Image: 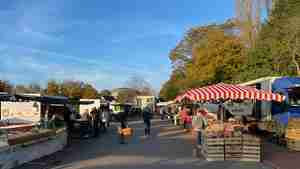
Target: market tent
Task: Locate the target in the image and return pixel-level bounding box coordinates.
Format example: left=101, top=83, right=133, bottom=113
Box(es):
left=177, top=83, right=285, bottom=102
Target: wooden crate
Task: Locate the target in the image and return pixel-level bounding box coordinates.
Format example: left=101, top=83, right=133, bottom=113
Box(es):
left=225, top=145, right=242, bottom=153
left=225, top=137, right=242, bottom=145
left=202, top=152, right=225, bottom=161
left=242, top=134, right=261, bottom=162
left=287, top=118, right=300, bottom=129
left=225, top=153, right=242, bottom=161
left=203, top=137, right=224, bottom=146
left=287, top=138, right=300, bottom=151
left=286, top=129, right=300, bottom=139
left=202, top=136, right=224, bottom=161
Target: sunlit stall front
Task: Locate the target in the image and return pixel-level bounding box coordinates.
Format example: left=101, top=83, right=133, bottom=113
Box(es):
left=176, top=83, right=285, bottom=162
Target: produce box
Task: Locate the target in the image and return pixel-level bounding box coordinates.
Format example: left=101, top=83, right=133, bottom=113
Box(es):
left=225, top=137, right=242, bottom=145
left=286, top=118, right=300, bottom=151
left=287, top=138, right=300, bottom=151
left=242, top=134, right=261, bottom=162
left=224, top=137, right=242, bottom=161
left=118, top=128, right=133, bottom=137
left=287, top=118, right=300, bottom=129
left=201, top=134, right=224, bottom=161
left=286, top=129, right=300, bottom=139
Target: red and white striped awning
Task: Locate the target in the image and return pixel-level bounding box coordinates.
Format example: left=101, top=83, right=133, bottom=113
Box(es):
left=176, top=83, right=285, bottom=102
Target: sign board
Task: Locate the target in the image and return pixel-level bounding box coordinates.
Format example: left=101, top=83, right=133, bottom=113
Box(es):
left=1, top=101, right=41, bottom=123
left=224, top=100, right=254, bottom=116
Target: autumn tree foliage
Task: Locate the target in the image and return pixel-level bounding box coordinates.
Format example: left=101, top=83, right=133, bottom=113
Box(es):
left=160, top=0, right=300, bottom=101
left=0, top=80, right=13, bottom=94
left=45, top=80, right=98, bottom=99
left=160, top=25, right=245, bottom=100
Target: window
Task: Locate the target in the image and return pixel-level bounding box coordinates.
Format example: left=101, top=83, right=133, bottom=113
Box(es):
left=288, top=87, right=300, bottom=107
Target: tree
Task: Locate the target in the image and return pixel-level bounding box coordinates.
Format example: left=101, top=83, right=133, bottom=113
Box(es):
left=61, top=80, right=83, bottom=98
left=46, top=80, right=61, bottom=96
left=0, top=80, right=13, bottom=94
left=117, top=89, right=140, bottom=104
left=160, top=27, right=245, bottom=100
left=98, top=89, right=111, bottom=96
left=125, top=75, right=155, bottom=95
left=239, top=0, right=300, bottom=79
left=187, top=29, right=245, bottom=84
left=81, top=83, right=98, bottom=99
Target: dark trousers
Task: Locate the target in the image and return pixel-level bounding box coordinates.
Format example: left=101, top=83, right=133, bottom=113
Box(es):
left=93, top=120, right=99, bottom=137
left=100, top=121, right=107, bottom=132
left=197, top=130, right=202, bottom=145
left=144, top=120, right=151, bottom=135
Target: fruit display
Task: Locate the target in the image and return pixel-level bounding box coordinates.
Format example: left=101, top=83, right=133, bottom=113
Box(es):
left=286, top=118, right=300, bottom=151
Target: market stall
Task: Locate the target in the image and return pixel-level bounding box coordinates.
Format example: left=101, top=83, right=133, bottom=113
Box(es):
left=0, top=94, right=69, bottom=169
left=176, top=83, right=285, bottom=162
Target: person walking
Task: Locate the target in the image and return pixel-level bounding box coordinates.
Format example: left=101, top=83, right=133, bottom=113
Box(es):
left=180, top=107, right=188, bottom=129
left=142, top=106, right=153, bottom=136
left=101, top=106, right=110, bottom=132
left=90, top=107, right=100, bottom=138
left=117, top=110, right=128, bottom=144
left=192, top=108, right=207, bottom=146
left=63, top=106, right=74, bottom=147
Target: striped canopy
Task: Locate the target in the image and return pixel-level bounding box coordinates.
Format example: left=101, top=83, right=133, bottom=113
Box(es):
left=175, top=83, right=285, bottom=102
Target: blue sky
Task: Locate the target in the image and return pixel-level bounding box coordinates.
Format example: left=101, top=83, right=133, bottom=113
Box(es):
left=0, top=0, right=235, bottom=91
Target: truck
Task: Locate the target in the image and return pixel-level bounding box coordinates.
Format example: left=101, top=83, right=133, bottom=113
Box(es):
left=239, top=76, right=300, bottom=127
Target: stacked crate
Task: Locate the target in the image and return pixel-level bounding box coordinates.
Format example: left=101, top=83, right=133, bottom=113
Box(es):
left=224, top=136, right=242, bottom=161
left=202, top=135, right=224, bottom=161
left=242, top=134, right=261, bottom=162
left=286, top=118, right=300, bottom=151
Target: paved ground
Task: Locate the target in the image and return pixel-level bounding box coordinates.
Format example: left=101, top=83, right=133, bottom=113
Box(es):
left=16, top=120, right=272, bottom=169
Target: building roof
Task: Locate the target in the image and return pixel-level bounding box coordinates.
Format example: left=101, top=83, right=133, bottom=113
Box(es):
left=0, top=94, right=69, bottom=104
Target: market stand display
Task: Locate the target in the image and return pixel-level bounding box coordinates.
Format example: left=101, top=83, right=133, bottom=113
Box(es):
left=286, top=118, right=300, bottom=151
left=202, top=121, right=261, bottom=162
left=175, top=83, right=285, bottom=162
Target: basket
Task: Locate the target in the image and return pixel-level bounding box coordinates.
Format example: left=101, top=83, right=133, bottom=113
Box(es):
left=118, top=128, right=133, bottom=137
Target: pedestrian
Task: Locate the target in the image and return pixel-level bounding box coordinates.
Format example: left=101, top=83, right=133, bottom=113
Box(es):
left=63, top=106, right=73, bottom=147
left=160, top=107, right=165, bottom=120
left=117, top=110, right=128, bottom=144
left=179, top=107, right=188, bottom=129
left=142, top=106, right=153, bottom=136
left=90, top=107, right=100, bottom=138
left=101, top=106, right=110, bottom=132
left=192, top=108, right=207, bottom=146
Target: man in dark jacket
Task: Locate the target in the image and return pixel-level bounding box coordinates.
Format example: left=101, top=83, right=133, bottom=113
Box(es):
left=142, top=106, right=153, bottom=136
left=90, top=107, right=100, bottom=138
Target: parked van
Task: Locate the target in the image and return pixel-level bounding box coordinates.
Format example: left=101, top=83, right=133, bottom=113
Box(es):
left=240, top=76, right=300, bottom=126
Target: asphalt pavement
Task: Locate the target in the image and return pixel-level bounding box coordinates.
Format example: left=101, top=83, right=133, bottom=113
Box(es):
left=16, top=119, right=273, bottom=169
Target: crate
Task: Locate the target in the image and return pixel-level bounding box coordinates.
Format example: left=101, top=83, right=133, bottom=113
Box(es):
left=203, top=137, right=224, bottom=146
left=287, top=138, right=300, bottom=151
left=202, top=136, right=224, bottom=161
left=225, top=137, right=242, bottom=145
left=225, top=145, right=242, bottom=153
left=225, top=153, right=242, bottom=161
left=202, top=152, right=225, bottom=161
left=287, top=118, right=300, bottom=129
left=242, top=134, right=261, bottom=162
left=286, top=129, right=300, bottom=139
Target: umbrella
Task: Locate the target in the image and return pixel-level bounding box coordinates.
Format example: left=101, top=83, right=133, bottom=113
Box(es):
left=177, top=83, right=285, bottom=102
